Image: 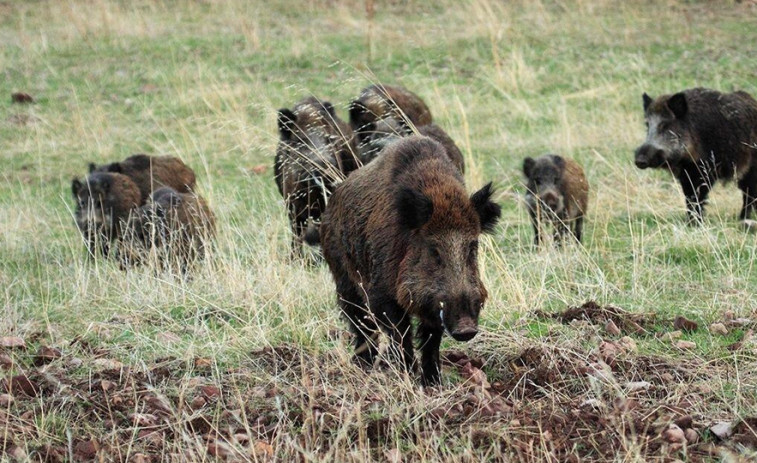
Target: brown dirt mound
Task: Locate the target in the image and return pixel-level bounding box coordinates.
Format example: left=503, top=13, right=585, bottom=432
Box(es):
left=539, top=300, right=657, bottom=334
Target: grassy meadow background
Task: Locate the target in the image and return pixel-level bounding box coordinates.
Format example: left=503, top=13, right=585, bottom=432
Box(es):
left=2, top=0, right=757, bottom=461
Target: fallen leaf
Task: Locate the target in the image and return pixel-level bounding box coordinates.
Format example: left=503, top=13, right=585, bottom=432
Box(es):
left=673, top=316, right=698, bottom=332
left=2, top=374, right=39, bottom=397
left=34, top=346, right=62, bottom=366
left=0, top=336, right=25, bottom=348
left=200, top=385, right=221, bottom=399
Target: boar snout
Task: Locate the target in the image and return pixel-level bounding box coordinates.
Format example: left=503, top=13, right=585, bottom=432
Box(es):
left=450, top=317, right=478, bottom=342
left=635, top=145, right=664, bottom=169
left=540, top=190, right=560, bottom=210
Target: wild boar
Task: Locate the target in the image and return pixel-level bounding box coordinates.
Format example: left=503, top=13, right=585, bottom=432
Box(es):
left=274, top=96, right=359, bottom=258
left=634, top=88, right=757, bottom=223
left=349, top=84, right=433, bottom=144
left=357, top=116, right=465, bottom=173
left=71, top=172, right=141, bottom=258
left=130, top=187, right=216, bottom=274
left=320, top=136, right=501, bottom=385
left=523, top=154, right=589, bottom=246
left=89, top=154, right=196, bottom=204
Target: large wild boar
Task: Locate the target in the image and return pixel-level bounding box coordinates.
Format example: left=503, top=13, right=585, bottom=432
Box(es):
left=349, top=84, right=433, bottom=144
left=523, top=154, right=589, bottom=246
left=71, top=171, right=142, bottom=258
left=90, top=154, right=196, bottom=204
left=320, top=136, right=501, bottom=385
left=358, top=116, right=465, bottom=173
left=129, top=187, right=216, bottom=274
left=634, top=88, right=757, bottom=223
left=274, top=96, right=359, bottom=258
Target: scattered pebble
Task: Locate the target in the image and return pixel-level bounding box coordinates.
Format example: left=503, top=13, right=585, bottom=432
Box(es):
left=684, top=428, right=699, bottom=443
left=709, top=323, right=728, bottom=335
left=661, top=330, right=683, bottom=342
left=673, top=316, right=698, bottom=332
left=662, top=423, right=686, bottom=444
left=618, top=336, right=638, bottom=353
left=604, top=320, right=621, bottom=336
left=625, top=381, right=651, bottom=392
left=710, top=421, right=733, bottom=440
left=0, top=336, right=26, bottom=349
left=675, top=340, right=696, bottom=350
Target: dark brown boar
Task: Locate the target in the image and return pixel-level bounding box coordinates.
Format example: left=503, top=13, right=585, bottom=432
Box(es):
left=523, top=154, right=589, bottom=246
left=357, top=116, right=465, bottom=173
left=320, top=136, right=501, bottom=386
left=274, top=96, right=359, bottom=258
left=71, top=172, right=141, bottom=258
left=90, top=154, right=196, bottom=204
left=349, top=84, right=433, bottom=145
left=129, top=187, right=216, bottom=274
left=634, top=88, right=757, bottom=223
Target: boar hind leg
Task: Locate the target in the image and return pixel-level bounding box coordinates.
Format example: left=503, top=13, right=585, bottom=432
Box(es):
left=371, top=293, right=415, bottom=374
left=417, top=322, right=443, bottom=386
left=678, top=165, right=711, bottom=225
left=573, top=216, right=584, bottom=244
left=737, top=165, right=757, bottom=220
left=338, top=280, right=378, bottom=367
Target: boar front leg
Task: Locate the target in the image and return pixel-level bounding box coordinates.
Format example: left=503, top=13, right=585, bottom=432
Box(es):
left=527, top=205, right=542, bottom=246
left=370, top=292, right=415, bottom=375
left=338, top=278, right=379, bottom=368
left=417, top=320, right=443, bottom=386
left=678, top=164, right=711, bottom=225
left=737, top=164, right=757, bottom=220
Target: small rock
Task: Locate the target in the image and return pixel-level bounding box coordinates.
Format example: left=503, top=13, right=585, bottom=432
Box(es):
left=599, top=341, right=619, bottom=363
left=723, top=310, right=736, bottom=321
left=604, top=320, right=621, bottom=336
left=685, top=428, right=699, bottom=443
left=0, top=336, right=26, bottom=349
left=190, top=396, right=206, bottom=410
left=709, top=323, right=728, bottom=336
left=93, top=358, right=124, bottom=370
left=200, top=385, right=221, bottom=399
left=661, top=330, right=683, bottom=342
left=673, top=316, right=699, bottom=332
left=660, top=372, right=675, bottom=382
left=662, top=423, right=686, bottom=444
left=0, top=393, right=13, bottom=406
left=710, top=421, right=733, bottom=440
left=618, top=336, right=638, bottom=353
left=675, top=340, right=696, bottom=350
left=625, top=381, right=652, bottom=392
left=0, top=353, right=13, bottom=369
left=74, top=440, right=98, bottom=460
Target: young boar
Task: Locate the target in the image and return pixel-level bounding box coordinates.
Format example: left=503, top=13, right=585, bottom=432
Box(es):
left=358, top=116, right=465, bottom=173
left=71, top=172, right=142, bottom=258
left=523, top=154, right=589, bottom=246
left=320, top=136, right=501, bottom=386
left=130, top=187, right=216, bottom=273
left=349, top=84, right=433, bottom=144
left=634, top=88, right=757, bottom=223
left=274, top=96, right=359, bottom=257
left=90, top=154, right=196, bottom=204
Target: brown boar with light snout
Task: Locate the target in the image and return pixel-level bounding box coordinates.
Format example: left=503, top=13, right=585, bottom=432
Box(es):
left=634, top=88, right=757, bottom=223
left=523, top=154, right=588, bottom=246
left=320, top=136, right=501, bottom=386
left=274, top=96, right=359, bottom=258
left=71, top=171, right=142, bottom=258
left=130, top=187, right=216, bottom=274
left=358, top=116, right=465, bottom=173
left=89, top=154, right=196, bottom=204
left=349, top=84, right=433, bottom=145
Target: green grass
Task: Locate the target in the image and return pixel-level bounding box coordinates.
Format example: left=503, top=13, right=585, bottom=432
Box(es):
left=2, top=0, right=757, bottom=461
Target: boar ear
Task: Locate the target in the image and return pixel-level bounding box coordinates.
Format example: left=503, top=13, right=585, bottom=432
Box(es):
left=88, top=163, right=97, bottom=173
left=321, top=101, right=336, bottom=117
left=471, top=182, right=502, bottom=234
left=277, top=109, right=296, bottom=140
left=667, top=92, right=688, bottom=119
left=106, top=162, right=123, bottom=174
left=396, top=187, right=433, bottom=230
left=549, top=154, right=565, bottom=171
left=71, top=178, right=82, bottom=198
left=642, top=93, right=653, bottom=111
left=522, top=157, right=535, bottom=177
left=349, top=100, right=368, bottom=126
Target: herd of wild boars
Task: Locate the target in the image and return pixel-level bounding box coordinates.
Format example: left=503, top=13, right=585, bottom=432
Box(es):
left=69, top=82, right=757, bottom=385
left=71, top=154, right=215, bottom=273
left=270, top=83, right=757, bottom=384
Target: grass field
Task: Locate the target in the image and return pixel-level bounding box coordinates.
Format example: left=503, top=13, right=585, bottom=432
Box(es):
left=2, top=0, right=757, bottom=461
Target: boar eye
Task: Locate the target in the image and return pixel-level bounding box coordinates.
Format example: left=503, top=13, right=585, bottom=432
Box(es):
left=429, top=246, right=443, bottom=265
